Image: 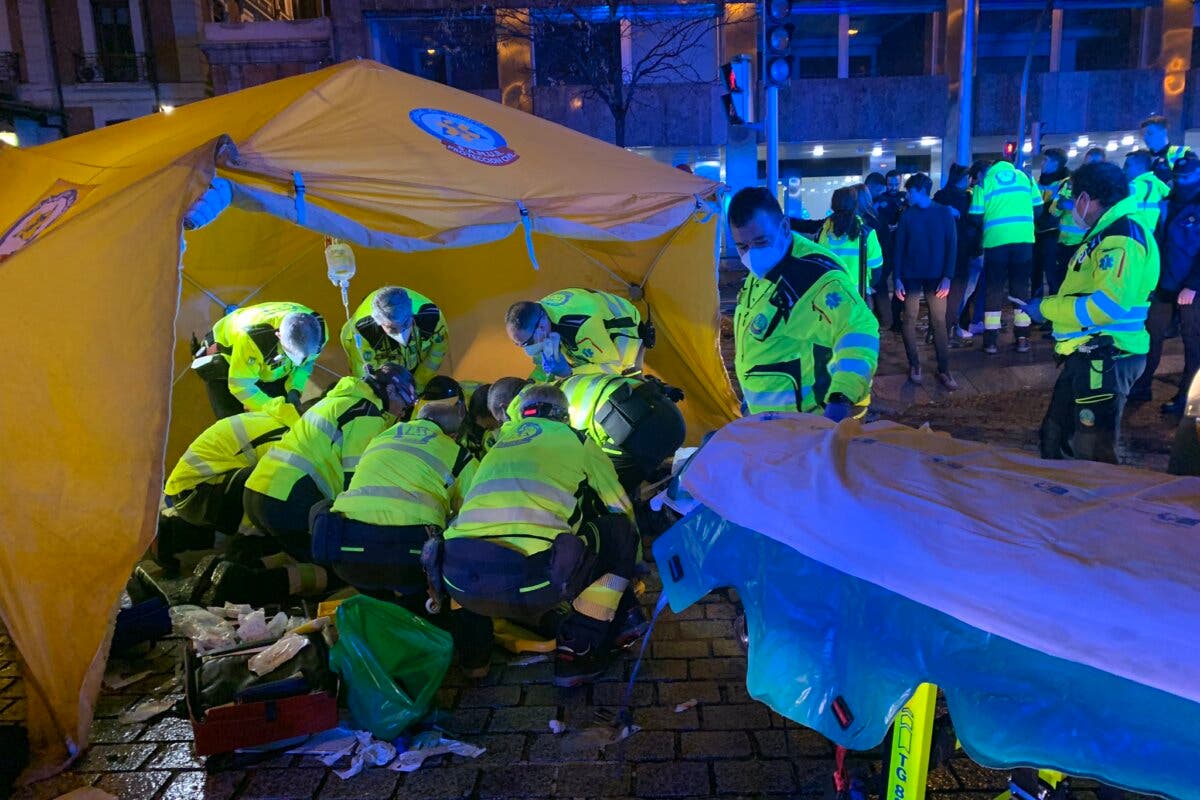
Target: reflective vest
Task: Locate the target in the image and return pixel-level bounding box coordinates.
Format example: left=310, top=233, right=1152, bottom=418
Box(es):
left=209, top=301, right=327, bottom=413
left=535, top=288, right=642, bottom=377
left=1051, top=180, right=1087, bottom=246
left=245, top=376, right=392, bottom=501
left=339, top=288, right=447, bottom=390
left=1151, top=144, right=1193, bottom=184
left=457, top=381, right=497, bottom=460
left=445, top=417, right=632, bottom=556
left=734, top=233, right=880, bottom=414
left=165, top=397, right=298, bottom=496
left=1042, top=196, right=1160, bottom=356
left=559, top=369, right=640, bottom=449
left=332, top=419, right=476, bottom=528
left=817, top=217, right=882, bottom=292
left=969, top=161, right=1043, bottom=249
left=1128, top=172, right=1171, bottom=235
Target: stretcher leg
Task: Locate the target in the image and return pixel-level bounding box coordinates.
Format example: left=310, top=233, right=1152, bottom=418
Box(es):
left=885, top=682, right=939, bottom=800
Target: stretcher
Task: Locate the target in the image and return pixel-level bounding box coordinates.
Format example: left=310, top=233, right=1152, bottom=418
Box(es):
left=652, top=414, right=1200, bottom=799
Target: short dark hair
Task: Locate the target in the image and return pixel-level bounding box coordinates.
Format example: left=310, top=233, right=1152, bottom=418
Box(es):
left=1085, top=147, right=1107, bottom=161
left=969, top=160, right=993, bottom=181
left=1141, top=114, right=1169, bottom=131
left=727, top=186, right=783, bottom=229
left=468, top=382, right=492, bottom=422
left=1070, top=162, right=1130, bottom=208
left=1124, top=149, right=1154, bottom=174
left=945, top=163, right=969, bottom=187
left=1042, top=147, right=1067, bottom=166
left=864, top=172, right=886, bottom=188
left=885, top=169, right=901, bottom=181
left=904, top=173, right=933, bottom=194
left=505, top=301, right=542, bottom=335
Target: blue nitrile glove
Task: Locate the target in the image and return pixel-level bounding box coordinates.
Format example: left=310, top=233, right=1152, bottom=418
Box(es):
left=1023, top=298, right=1046, bottom=324
left=823, top=399, right=852, bottom=422
left=542, top=348, right=572, bottom=378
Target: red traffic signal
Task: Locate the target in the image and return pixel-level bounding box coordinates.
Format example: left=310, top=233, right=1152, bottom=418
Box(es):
left=1003, top=140, right=1018, bottom=160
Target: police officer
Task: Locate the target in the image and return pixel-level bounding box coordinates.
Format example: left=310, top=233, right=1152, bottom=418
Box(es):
left=313, top=377, right=476, bottom=601
left=340, top=286, right=448, bottom=391
left=1141, top=114, right=1194, bottom=185
left=207, top=364, right=416, bottom=604
left=505, top=289, right=648, bottom=379
left=560, top=367, right=686, bottom=496
left=1124, top=150, right=1171, bottom=236
left=1024, top=163, right=1159, bottom=463
left=969, top=158, right=1044, bottom=354
left=156, top=396, right=298, bottom=573
left=443, top=384, right=645, bottom=687
left=1129, top=157, right=1200, bottom=415
left=727, top=187, right=880, bottom=420
left=192, top=301, right=326, bottom=419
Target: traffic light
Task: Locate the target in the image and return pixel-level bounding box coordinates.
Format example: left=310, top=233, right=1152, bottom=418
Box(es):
left=1003, top=140, right=1018, bottom=161
left=720, top=56, right=754, bottom=125
left=762, top=0, right=794, bottom=88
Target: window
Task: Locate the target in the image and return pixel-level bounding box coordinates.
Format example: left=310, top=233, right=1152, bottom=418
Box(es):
left=532, top=13, right=621, bottom=86
left=977, top=8, right=1050, bottom=75
left=849, top=13, right=931, bottom=77
left=367, top=13, right=498, bottom=92
left=790, top=14, right=839, bottom=79
left=1063, top=8, right=1136, bottom=71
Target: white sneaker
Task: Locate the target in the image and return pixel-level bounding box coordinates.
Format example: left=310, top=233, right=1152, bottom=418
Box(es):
left=968, top=323, right=984, bottom=336
left=956, top=326, right=975, bottom=340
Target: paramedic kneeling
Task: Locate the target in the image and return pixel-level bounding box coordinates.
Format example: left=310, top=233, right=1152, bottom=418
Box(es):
left=1025, top=162, right=1160, bottom=464
left=442, top=384, right=646, bottom=688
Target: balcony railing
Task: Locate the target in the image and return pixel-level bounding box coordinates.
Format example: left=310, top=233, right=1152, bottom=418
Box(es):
left=0, top=52, right=19, bottom=85
left=74, top=52, right=154, bottom=84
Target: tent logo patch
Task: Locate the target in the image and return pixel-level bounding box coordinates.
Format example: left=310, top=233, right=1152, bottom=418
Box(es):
left=409, top=108, right=519, bottom=167
left=0, top=180, right=91, bottom=264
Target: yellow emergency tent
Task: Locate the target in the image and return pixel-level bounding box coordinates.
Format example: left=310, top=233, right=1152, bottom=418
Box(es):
left=0, top=60, right=737, bottom=778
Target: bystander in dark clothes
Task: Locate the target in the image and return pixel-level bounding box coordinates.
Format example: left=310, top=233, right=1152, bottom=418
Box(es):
left=875, top=171, right=907, bottom=331
left=1130, top=155, right=1200, bottom=414
left=934, top=164, right=977, bottom=345
left=894, top=173, right=960, bottom=390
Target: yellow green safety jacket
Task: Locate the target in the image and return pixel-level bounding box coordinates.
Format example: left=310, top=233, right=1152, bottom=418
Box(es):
left=245, top=376, right=393, bottom=501
left=165, top=397, right=298, bottom=496
left=1128, top=171, right=1171, bottom=235
left=332, top=419, right=477, bottom=528
left=734, top=233, right=880, bottom=414
left=559, top=368, right=640, bottom=450
left=457, top=381, right=497, bottom=460
left=210, top=301, right=327, bottom=413
left=533, top=288, right=643, bottom=377
left=1050, top=180, right=1087, bottom=247
left=817, top=217, right=882, bottom=293
left=445, top=416, right=633, bottom=557
left=339, top=288, right=447, bottom=390
left=1042, top=196, right=1160, bottom=356
left=969, top=161, right=1043, bottom=249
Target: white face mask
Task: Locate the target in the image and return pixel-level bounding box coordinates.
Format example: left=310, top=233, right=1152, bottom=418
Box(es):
left=1071, top=196, right=1091, bottom=232
left=522, top=342, right=543, bottom=358
left=386, top=325, right=412, bottom=346
left=740, top=228, right=790, bottom=278
left=282, top=345, right=307, bottom=367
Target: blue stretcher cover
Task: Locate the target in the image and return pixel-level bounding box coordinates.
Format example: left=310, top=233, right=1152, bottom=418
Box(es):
left=652, top=414, right=1200, bottom=799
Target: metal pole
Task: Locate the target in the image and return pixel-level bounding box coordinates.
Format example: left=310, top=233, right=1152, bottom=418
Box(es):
left=957, top=0, right=976, bottom=166
left=1015, top=1, right=1052, bottom=171
left=766, top=85, right=779, bottom=195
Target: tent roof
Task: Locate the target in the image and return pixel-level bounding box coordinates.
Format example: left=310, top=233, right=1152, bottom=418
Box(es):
left=27, top=60, right=720, bottom=242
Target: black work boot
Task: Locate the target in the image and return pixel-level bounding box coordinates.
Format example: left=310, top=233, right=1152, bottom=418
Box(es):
left=982, top=330, right=1000, bottom=355
left=555, top=614, right=612, bottom=688
left=611, top=591, right=651, bottom=650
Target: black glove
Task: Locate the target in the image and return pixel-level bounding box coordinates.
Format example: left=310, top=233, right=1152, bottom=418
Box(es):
left=644, top=375, right=684, bottom=403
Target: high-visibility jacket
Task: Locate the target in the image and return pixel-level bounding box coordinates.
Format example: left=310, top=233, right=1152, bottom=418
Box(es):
left=332, top=419, right=477, bottom=528
left=559, top=368, right=640, bottom=449
left=1042, top=196, right=1160, bottom=356
left=1050, top=180, right=1087, bottom=247
left=734, top=233, right=880, bottom=414
left=339, top=288, right=447, bottom=390
left=533, top=288, right=642, bottom=377
left=209, top=302, right=327, bottom=413
left=245, top=376, right=393, bottom=501
left=445, top=416, right=633, bottom=557
left=817, top=217, right=882, bottom=293
left=457, top=381, right=497, bottom=460
left=1128, top=171, right=1171, bottom=235
left=1150, top=144, right=1193, bottom=184
left=165, top=397, right=298, bottom=496
left=969, top=161, right=1043, bottom=249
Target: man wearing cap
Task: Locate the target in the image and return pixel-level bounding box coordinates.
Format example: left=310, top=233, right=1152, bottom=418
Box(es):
left=443, top=384, right=646, bottom=687
left=341, top=286, right=448, bottom=391
left=312, top=377, right=477, bottom=605
left=1130, top=155, right=1200, bottom=415
left=192, top=301, right=327, bottom=419
left=1023, top=163, right=1159, bottom=463
left=505, top=289, right=648, bottom=379
left=206, top=364, right=417, bottom=604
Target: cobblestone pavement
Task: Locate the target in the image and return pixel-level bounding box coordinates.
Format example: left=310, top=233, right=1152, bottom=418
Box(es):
left=0, top=268, right=1180, bottom=800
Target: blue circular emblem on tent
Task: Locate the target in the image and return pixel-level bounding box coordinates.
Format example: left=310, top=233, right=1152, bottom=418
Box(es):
left=409, top=108, right=519, bottom=167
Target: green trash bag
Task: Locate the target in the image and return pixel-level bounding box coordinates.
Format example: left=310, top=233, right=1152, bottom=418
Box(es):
left=329, top=595, right=454, bottom=740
